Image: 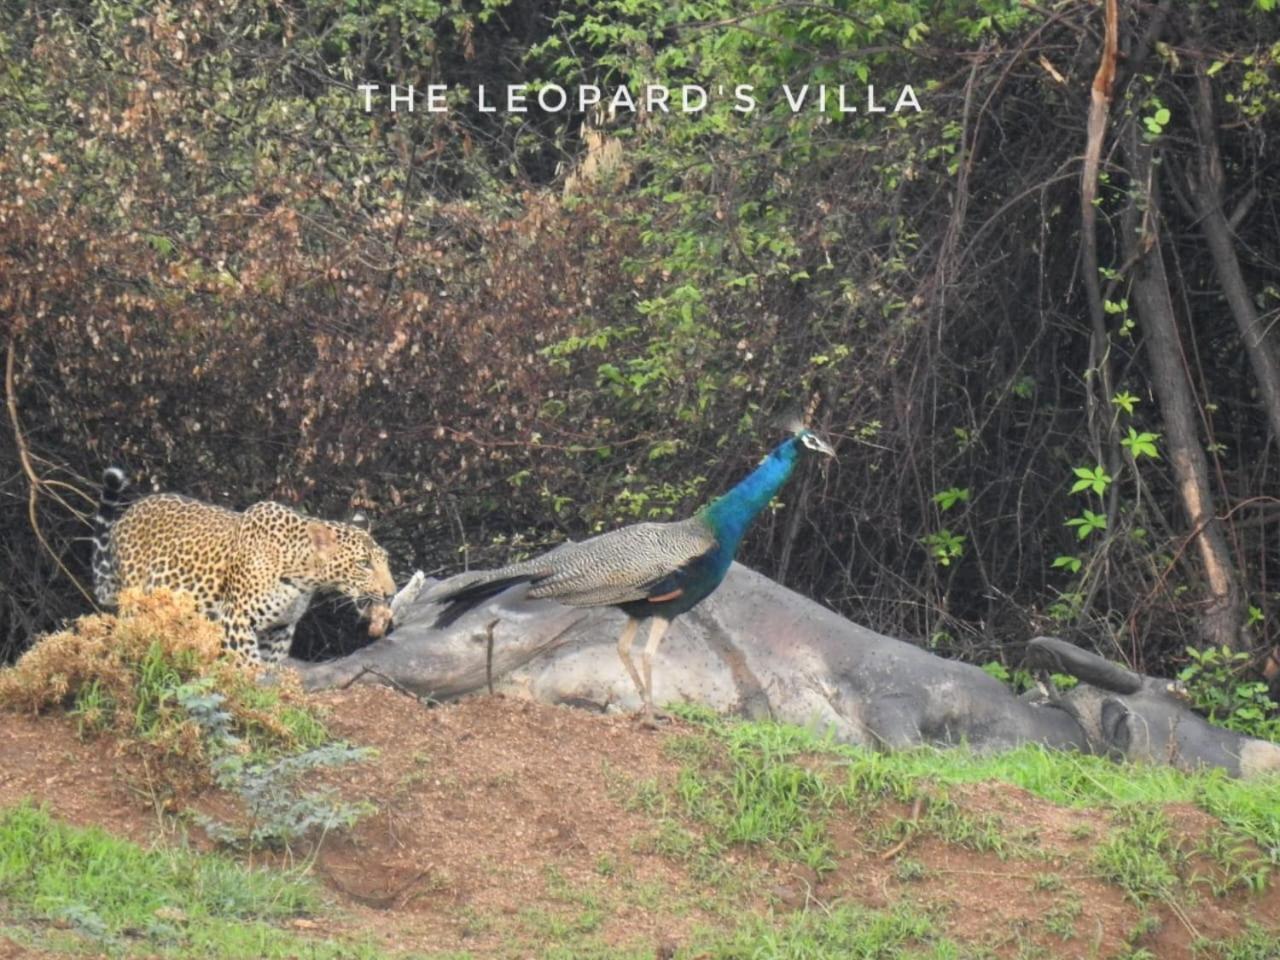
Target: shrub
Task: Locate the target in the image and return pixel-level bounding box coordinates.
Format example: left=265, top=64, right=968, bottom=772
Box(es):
left=0, top=589, right=338, bottom=788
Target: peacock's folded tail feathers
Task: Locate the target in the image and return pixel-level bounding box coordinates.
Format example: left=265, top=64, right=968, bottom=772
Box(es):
left=426, top=518, right=715, bottom=625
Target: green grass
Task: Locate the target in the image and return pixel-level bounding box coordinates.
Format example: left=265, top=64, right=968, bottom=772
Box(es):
left=1042, top=896, right=1081, bottom=940
left=0, top=802, right=389, bottom=958
left=1092, top=806, right=1183, bottom=904
left=243, top=695, right=333, bottom=754
left=668, top=705, right=1280, bottom=861
left=650, top=704, right=1279, bottom=958
left=1193, top=924, right=1280, bottom=959
left=685, top=902, right=967, bottom=959
left=663, top=721, right=843, bottom=872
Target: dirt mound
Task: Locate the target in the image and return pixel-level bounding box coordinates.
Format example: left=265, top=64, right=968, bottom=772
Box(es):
left=2, top=683, right=1278, bottom=958
left=304, top=688, right=718, bottom=955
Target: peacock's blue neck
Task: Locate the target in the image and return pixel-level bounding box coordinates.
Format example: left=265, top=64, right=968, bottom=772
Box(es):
left=698, top=436, right=801, bottom=554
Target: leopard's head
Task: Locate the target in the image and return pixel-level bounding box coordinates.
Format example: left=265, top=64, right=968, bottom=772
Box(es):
left=308, top=517, right=397, bottom=618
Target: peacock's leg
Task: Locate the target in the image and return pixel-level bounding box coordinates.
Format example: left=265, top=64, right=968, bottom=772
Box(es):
left=639, top=616, right=672, bottom=726
left=615, top=617, right=645, bottom=707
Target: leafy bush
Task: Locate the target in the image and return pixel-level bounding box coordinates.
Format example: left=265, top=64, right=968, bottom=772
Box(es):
left=179, top=681, right=374, bottom=849
left=1179, top=646, right=1280, bottom=742
left=0, top=589, right=372, bottom=843
left=0, top=589, right=322, bottom=762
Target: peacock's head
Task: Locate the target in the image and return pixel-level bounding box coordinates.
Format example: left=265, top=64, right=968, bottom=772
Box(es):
left=793, top=427, right=836, bottom=459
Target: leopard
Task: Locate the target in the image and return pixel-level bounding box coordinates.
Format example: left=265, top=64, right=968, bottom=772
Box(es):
left=92, top=467, right=397, bottom=665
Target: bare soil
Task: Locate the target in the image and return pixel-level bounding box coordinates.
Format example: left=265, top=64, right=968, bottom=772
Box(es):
left=2, top=684, right=1278, bottom=959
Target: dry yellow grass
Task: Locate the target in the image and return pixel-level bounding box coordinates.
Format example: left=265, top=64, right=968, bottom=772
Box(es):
left=0, top=589, right=225, bottom=714
left=0, top=589, right=324, bottom=790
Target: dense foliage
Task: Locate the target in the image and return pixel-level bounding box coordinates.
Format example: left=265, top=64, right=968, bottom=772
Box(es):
left=3, top=1, right=1279, bottom=696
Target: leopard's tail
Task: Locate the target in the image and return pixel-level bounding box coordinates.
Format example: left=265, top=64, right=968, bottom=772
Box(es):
left=92, top=466, right=128, bottom=606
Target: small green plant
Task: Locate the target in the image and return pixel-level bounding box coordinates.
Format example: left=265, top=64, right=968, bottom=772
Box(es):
left=1033, top=871, right=1063, bottom=892
left=1094, top=807, right=1183, bottom=904
left=625, top=776, right=671, bottom=817
left=1043, top=896, right=1081, bottom=940
left=893, top=857, right=927, bottom=882
left=1121, top=427, right=1161, bottom=460
left=921, top=527, right=966, bottom=566
left=1070, top=465, right=1113, bottom=496
left=179, top=682, right=373, bottom=849
left=68, top=679, right=115, bottom=736
left=1142, top=100, right=1172, bottom=139
left=1047, top=589, right=1086, bottom=623
left=931, top=487, right=970, bottom=511
left=1193, top=831, right=1270, bottom=897
left=1191, top=924, right=1280, bottom=959
left=1179, top=645, right=1280, bottom=741
left=981, top=661, right=1077, bottom=694
left=642, top=819, right=698, bottom=860
left=1112, top=390, right=1140, bottom=414
left=1052, top=554, right=1083, bottom=574
left=1065, top=508, right=1107, bottom=540
left=921, top=798, right=1016, bottom=857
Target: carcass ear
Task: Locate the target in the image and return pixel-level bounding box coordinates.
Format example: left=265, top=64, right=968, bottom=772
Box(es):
left=309, top=522, right=339, bottom=562
left=1100, top=698, right=1132, bottom=761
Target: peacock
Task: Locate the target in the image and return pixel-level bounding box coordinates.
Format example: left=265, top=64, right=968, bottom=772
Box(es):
left=423, top=427, right=836, bottom=724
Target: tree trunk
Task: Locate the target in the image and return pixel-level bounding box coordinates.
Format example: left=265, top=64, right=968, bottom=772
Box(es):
left=1191, top=67, right=1280, bottom=447
left=1120, top=121, right=1244, bottom=650
left=1077, top=0, right=1123, bottom=621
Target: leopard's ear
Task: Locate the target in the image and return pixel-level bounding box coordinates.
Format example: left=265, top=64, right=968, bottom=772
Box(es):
left=349, top=511, right=369, bottom=531
left=308, top=522, right=339, bottom=562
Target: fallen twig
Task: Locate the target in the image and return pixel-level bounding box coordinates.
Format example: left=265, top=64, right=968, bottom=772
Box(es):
left=878, top=794, right=927, bottom=861
left=337, top=665, right=439, bottom=708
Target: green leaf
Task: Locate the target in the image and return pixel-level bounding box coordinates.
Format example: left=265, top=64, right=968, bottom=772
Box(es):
left=1121, top=427, right=1161, bottom=459
left=1065, top=509, right=1107, bottom=540
left=1111, top=391, right=1139, bottom=415
left=921, top=528, right=965, bottom=565
left=1069, top=465, right=1112, bottom=496
left=981, top=661, right=1011, bottom=683
left=931, top=487, right=970, bottom=511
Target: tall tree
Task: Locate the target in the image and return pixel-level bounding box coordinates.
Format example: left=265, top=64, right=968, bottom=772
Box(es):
left=1120, top=115, right=1244, bottom=649
left=1190, top=66, right=1280, bottom=449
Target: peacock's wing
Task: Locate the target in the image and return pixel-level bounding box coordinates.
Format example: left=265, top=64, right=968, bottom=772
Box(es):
left=522, top=518, right=717, bottom=607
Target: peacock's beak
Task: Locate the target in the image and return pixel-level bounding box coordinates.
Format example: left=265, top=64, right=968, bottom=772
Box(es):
left=812, top=435, right=836, bottom=458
